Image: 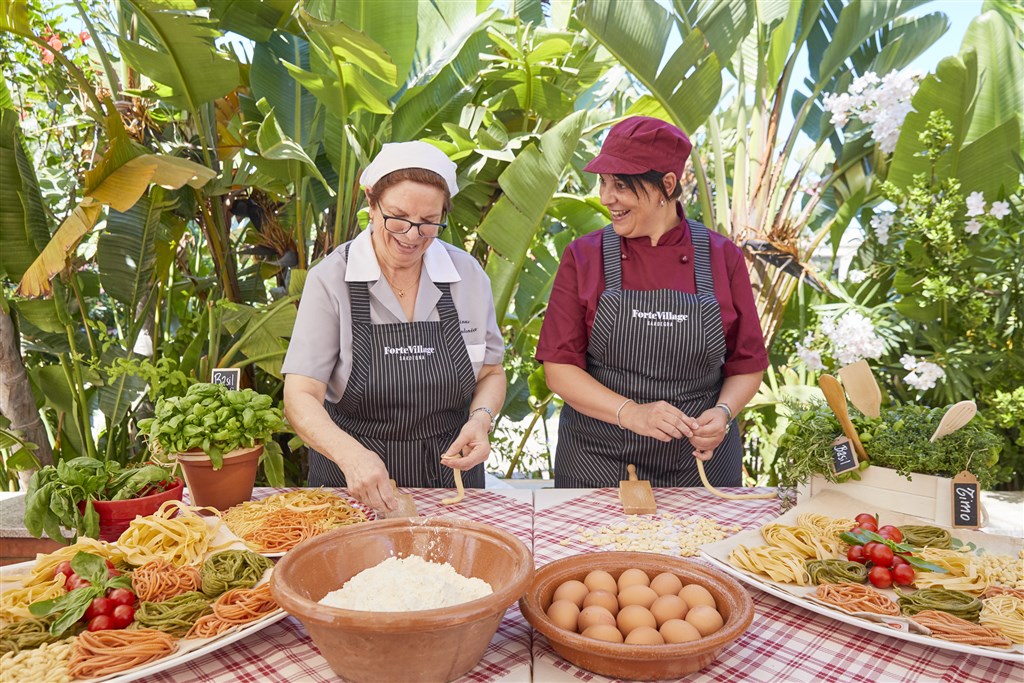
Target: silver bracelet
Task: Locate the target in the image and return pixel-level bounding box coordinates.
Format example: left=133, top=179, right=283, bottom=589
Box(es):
left=469, top=406, right=495, bottom=433
left=615, top=399, right=635, bottom=430
left=714, top=402, right=733, bottom=420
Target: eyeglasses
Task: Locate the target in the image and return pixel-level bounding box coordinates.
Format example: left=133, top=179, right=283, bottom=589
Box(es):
left=380, top=212, right=448, bottom=239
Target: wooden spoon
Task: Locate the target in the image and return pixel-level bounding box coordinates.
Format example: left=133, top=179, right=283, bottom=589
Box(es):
left=837, top=360, right=882, bottom=418
left=929, top=401, right=977, bottom=442
left=818, top=374, right=868, bottom=461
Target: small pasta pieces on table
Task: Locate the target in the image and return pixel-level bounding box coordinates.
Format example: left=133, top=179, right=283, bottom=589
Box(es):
left=569, top=514, right=742, bottom=557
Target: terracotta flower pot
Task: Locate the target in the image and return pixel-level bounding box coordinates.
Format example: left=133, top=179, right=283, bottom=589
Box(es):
left=79, top=478, right=185, bottom=542
left=176, top=445, right=262, bottom=511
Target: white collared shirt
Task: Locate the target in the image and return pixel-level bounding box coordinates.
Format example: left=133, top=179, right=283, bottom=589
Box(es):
left=282, top=228, right=505, bottom=402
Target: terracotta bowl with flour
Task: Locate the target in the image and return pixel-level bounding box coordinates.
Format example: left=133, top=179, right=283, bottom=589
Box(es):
left=270, top=517, right=533, bottom=683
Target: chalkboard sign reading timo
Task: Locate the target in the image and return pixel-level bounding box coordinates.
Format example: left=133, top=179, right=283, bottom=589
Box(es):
left=211, top=368, right=241, bottom=391
left=951, top=470, right=980, bottom=529
left=830, top=437, right=858, bottom=475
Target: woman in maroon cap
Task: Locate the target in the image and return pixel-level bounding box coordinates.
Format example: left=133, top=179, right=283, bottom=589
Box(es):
left=537, top=116, right=769, bottom=488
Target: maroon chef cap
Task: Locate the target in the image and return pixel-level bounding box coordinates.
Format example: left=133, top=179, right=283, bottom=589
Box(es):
left=584, top=116, right=692, bottom=178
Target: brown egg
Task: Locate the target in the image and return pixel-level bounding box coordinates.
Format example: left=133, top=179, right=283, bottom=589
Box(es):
left=617, top=584, right=659, bottom=610
left=581, top=624, right=624, bottom=643
left=616, top=604, right=657, bottom=636
left=685, top=605, right=724, bottom=636
left=679, top=584, right=717, bottom=610
left=649, top=594, right=689, bottom=627
left=649, top=572, right=684, bottom=597
left=617, top=568, right=651, bottom=592
left=552, top=580, right=589, bottom=608
left=546, top=599, right=581, bottom=633
left=577, top=605, right=616, bottom=632
left=624, top=626, right=665, bottom=645
left=660, top=618, right=702, bottom=644
left=582, top=589, right=619, bottom=616
left=583, top=570, right=618, bottom=594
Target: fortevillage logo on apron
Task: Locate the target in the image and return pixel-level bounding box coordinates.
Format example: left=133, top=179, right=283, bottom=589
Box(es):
left=631, top=308, right=689, bottom=327
left=382, top=344, right=436, bottom=359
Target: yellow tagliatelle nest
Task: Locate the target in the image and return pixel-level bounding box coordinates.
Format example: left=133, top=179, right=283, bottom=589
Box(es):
left=728, top=544, right=810, bottom=585
left=0, top=575, right=66, bottom=622
left=117, top=501, right=223, bottom=567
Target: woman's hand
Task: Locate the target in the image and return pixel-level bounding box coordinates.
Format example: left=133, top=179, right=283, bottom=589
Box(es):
left=619, top=401, right=699, bottom=442
left=441, top=414, right=491, bottom=469
left=338, top=448, right=396, bottom=512
left=690, top=407, right=729, bottom=460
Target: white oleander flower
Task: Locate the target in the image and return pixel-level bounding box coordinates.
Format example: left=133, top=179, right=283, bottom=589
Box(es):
left=846, top=269, right=868, bottom=284
left=964, top=219, right=982, bottom=236
left=965, top=191, right=986, bottom=217
left=990, top=200, right=1010, bottom=220
left=904, top=361, right=945, bottom=391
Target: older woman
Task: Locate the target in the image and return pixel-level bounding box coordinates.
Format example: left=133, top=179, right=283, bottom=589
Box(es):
left=537, top=117, right=768, bottom=488
left=283, top=142, right=506, bottom=511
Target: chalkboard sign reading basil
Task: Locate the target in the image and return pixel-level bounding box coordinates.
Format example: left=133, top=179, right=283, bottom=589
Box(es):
left=211, top=368, right=241, bottom=390
left=951, top=470, right=980, bottom=529
left=830, top=437, right=858, bottom=475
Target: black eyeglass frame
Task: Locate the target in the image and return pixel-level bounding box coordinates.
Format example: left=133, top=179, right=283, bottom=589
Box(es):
left=379, top=212, right=448, bottom=239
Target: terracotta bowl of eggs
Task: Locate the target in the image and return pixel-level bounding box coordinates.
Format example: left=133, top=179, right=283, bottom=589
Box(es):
left=519, top=551, right=754, bottom=680
left=271, top=517, right=534, bottom=683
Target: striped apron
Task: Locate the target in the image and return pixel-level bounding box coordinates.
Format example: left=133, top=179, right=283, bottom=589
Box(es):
left=554, top=221, right=743, bottom=488
left=307, top=246, right=482, bottom=489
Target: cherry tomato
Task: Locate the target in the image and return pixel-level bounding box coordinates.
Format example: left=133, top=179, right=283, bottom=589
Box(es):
left=106, top=588, right=136, bottom=607
left=84, top=597, right=116, bottom=621
left=878, top=526, right=903, bottom=543
left=866, top=543, right=895, bottom=568
left=892, top=564, right=916, bottom=586
left=863, top=541, right=882, bottom=558
left=53, top=561, right=74, bottom=581
left=857, top=521, right=879, bottom=533
left=111, top=604, right=135, bottom=629
left=891, top=555, right=910, bottom=567
left=87, top=615, right=115, bottom=632
left=847, top=545, right=867, bottom=564
left=105, top=559, right=120, bottom=577
left=868, top=566, right=893, bottom=589
left=855, top=513, right=877, bottom=526
left=66, top=574, right=91, bottom=591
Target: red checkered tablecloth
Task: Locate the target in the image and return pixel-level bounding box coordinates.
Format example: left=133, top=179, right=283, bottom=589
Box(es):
left=149, top=487, right=534, bottom=683
left=531, top=488, right=1024, bottom=683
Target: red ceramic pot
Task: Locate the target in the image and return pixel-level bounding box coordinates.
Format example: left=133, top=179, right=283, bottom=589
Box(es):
left=80, top=477, right=185, bottom=542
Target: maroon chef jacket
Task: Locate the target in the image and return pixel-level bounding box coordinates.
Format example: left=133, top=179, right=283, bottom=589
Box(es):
left=536, top=207, right=769, bottom=376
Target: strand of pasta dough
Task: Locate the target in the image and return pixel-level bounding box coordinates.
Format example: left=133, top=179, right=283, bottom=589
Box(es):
left=696, top=459, right=775, bottom=499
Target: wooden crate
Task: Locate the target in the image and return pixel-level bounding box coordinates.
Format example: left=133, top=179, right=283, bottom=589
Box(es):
left=796, top=466, right=956, bottom=525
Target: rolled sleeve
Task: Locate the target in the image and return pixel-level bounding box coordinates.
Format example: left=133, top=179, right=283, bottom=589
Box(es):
left=281, top=267, right=343, bottom=384
left=536, top=246, right=590, bottom=369
left=721, top=248, right=769, bottom=377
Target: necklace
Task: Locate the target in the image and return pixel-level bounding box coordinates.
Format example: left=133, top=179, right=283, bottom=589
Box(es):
left=384, top=270, right=420, bottom=298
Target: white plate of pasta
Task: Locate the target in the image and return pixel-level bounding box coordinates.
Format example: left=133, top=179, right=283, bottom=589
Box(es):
left=221, top=488, right=374, bottom=556
left=700, top=490, right=1023, bottom=663
left=0, top=501, right=290, bottom=683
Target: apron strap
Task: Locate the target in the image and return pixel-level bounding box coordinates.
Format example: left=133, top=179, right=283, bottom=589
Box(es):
left=600, top=225, right=622, bottom=291
left=343, top=243, right=374, bottom=326
left=686, top=219, right=715, bottom=297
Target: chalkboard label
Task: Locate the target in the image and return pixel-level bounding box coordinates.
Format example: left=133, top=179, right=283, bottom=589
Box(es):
left=211, top=368, right=240, bottom=390
left=830, top=436, right=858, bottom=475
left=951, top=470, right=980, bottom=529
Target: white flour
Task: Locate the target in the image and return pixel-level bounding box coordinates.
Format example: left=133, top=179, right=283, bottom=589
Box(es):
left=319, top=555, right=493, bottom=611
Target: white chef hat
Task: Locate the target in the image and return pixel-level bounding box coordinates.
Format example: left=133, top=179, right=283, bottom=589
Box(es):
left=359, top=141, right=459, bottom=197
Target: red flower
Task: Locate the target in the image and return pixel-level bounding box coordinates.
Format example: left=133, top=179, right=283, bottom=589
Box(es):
left=41, top=49, right=54, bottom=65
left=47, top=34, right=63, bottom=52
left=79, top=31, right=90, bottom=43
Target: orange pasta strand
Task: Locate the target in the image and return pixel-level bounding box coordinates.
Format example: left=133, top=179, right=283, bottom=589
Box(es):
left=131, top=560, right=202, bottom=603
left=185, top=583, right=278, bottom=639
left=815, top=582, right=901, bottom=616
left=911, top=609, right=1013, bottom=648
left=249, top=509, right=319, bottom=553
left=68, top=629, right=176, bottom=678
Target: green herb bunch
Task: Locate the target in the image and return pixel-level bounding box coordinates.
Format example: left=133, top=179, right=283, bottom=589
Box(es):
left=776, top=401, right=1003, bottom=489
left=137, top=383, right=285, bottom=469
left=25, top=458, right=175, bottom=543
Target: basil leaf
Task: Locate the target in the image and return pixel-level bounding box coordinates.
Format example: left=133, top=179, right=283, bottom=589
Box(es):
left=904, top=555, right=948, bottom=573
left=70, top=551, right=108, bottom=585
left=48, top=587, right=102, bottom=636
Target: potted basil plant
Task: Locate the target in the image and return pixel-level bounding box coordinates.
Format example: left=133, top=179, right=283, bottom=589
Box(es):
left=138, top=382, right=285, bottom=510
